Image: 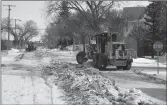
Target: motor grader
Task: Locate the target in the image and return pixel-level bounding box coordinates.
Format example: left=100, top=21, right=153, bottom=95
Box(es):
left=25, top=42, right=36, bottom=52
left=76, top=32, right=133, bottom=70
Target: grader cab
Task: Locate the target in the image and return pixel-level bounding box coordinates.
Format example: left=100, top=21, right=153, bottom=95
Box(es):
left=76, top=32, right=133, bottom=70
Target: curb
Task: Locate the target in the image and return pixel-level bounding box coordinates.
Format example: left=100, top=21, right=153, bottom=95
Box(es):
left=133, top=69, right=166, bottom=84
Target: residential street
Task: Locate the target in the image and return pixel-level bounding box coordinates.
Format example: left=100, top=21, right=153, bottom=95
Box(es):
left=1, top=49, right=166, bottom=104
left=1, top=1, right=166, bottom=105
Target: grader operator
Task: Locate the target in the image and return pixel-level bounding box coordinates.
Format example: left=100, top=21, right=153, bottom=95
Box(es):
left=76, top=32, right=133, bottom=70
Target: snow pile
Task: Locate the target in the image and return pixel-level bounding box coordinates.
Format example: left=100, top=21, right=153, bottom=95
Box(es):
left=9, top=48, right=20, bottom=53
left=34, top=47, right=49, bottom=58
left=48, top=48, right=59, bottom=52
left=7, top=48, right=24, bottom=61
left=38, top=57, right=53, bottom=67
left=14, top=53, right=24, bottom=61
left=41, top=61, right=159, bottom=105
left=133, top=58, right=157, bottom=64
left=8, top=48, right=21, bottom=56
left=2, top=49, right=23, bottom=64
left=66, top=44, right=84, bottom=51
left=66, top=45, right=73, bottom=51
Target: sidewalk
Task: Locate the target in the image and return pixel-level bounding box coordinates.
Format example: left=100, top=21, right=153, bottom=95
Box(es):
left=2, top=51, right=65, bottom=104
left=2, top=75, right=65, bottom=104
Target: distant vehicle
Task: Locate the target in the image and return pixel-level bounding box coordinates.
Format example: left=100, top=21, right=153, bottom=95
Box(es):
left=76, top=32, right=134, bottom=70
left=25, top=42, right=36, bottom=52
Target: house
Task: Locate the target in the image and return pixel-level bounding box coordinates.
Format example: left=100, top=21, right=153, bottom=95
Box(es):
left=1, top=31, right=14, bottom=50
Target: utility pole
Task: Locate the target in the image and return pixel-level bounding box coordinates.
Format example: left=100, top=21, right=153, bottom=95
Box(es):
left=3, top=5, right=16, bottom=51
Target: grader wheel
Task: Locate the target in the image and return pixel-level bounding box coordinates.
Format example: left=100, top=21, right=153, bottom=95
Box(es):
left=92, top=54, right=99, bottom=68
left=76, top=51, right=88, bottom=64
left=123, top=60, right=132, bottom=70
left=93, top=53, right=108, bottom=69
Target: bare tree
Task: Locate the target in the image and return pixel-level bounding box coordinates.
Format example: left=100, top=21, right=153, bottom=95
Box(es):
left=1, top=18, right=10, bottom=32
left=2, top=18, right=39, bottom=48
left=46, top=1, right=117, bottom=33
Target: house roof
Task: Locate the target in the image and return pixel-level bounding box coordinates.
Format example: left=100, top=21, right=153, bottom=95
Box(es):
left=122, top=7, right=146, bottom=21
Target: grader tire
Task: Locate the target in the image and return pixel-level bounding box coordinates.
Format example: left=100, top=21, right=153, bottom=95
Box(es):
left=92, top=54, right=99, bottom=68
left=76, top=51, right=87, bottom=64
left=97, top=54, right=108, bottom=70
left=123, top=62, right=132, bottom=70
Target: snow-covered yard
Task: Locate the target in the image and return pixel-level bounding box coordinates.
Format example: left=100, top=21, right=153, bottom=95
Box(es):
left=132, top=58, right=166, bottom=68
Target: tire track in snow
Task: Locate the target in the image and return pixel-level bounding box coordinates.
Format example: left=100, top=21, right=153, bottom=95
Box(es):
left=30, top=70, right=36, bottom=104
left=22, top=52, right=36, bottom=104
left=37, top=56, right=54, bottom=105
left=43, top=77, right=54, bottom=105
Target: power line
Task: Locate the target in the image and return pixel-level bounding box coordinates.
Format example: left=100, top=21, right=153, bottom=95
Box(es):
left=3, top=5, right=16, bottom=51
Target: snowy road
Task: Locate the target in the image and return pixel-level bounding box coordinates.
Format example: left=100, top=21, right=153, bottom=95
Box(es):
left=1, top=51, right=64, bottom=104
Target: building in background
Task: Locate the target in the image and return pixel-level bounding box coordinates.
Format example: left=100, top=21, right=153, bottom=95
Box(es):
left=1, top=31, right=14, bottom=50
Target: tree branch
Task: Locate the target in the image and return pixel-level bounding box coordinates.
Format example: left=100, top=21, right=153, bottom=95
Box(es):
left=70, top=1, right=94, bottom=28
left=97, top=1, right=114, bottom=20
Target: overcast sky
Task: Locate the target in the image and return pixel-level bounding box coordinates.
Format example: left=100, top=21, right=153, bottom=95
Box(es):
left=2, top=1, right=150, bottom=41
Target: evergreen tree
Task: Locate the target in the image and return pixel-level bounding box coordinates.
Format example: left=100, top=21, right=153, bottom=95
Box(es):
left=144, top=1, right=164, bottom=57
left=159, top=1, right=167, bottom=52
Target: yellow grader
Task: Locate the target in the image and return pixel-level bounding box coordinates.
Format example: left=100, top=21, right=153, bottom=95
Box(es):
left=76, top=32, right=134, bottom=70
